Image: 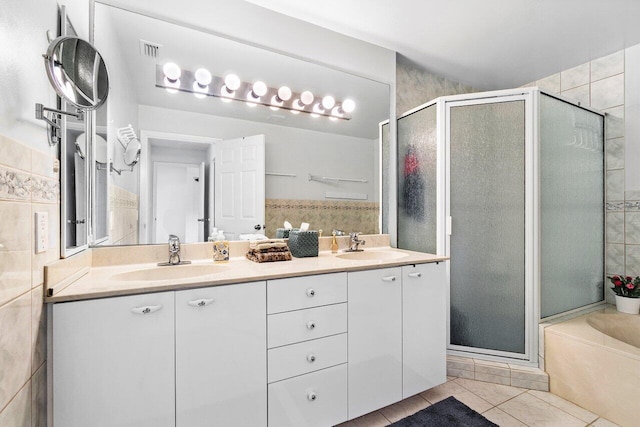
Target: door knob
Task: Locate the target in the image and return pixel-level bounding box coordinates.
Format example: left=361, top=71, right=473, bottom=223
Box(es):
left=254, top=224, right=262, bottom=230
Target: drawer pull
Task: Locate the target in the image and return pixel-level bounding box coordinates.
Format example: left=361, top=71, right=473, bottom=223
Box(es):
left=306, top=288, right=316, bottom=297
left=306, top=321, right=316, bottom=330
left=408, top=272, right=422, bottom=278
left=187, top=298, right=214, bottom=307
left=382, top=276, right=397, bottom=282
left=131, top=305, right=162, bottom=315
left=307, top=391, right=317, bottom=401
left=307, top=354, right=316, bottom=363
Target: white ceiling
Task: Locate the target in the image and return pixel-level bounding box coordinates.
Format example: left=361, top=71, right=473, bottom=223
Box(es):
left=245, top=0, right=640, bottom=90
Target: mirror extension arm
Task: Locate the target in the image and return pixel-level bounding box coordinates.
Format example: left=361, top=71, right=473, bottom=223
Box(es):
left=35, top=103, right=84, bottom=146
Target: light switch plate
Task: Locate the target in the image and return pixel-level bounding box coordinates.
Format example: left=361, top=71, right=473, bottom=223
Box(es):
left=35, top=212, right=48, bottom=253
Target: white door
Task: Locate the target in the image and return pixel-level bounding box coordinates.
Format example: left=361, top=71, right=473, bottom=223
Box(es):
left=214, top=135, right=265, bottom=240
left=153, top=162, right=201, bottom=244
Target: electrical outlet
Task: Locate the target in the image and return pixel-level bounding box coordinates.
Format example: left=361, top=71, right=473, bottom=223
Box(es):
left=35, top=212, right=48, bottom=253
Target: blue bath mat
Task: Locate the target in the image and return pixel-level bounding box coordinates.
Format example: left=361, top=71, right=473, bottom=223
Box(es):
left=389, top=396, right=498, bottom=427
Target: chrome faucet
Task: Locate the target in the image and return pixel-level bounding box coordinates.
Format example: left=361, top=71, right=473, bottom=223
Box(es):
left=168, top=234, right=181, bottom=265
left=347, top=232, right=366, bottom=252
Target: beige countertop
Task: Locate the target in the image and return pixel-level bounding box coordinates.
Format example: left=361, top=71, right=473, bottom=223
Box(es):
left=44, top=237, right=447, bottom=303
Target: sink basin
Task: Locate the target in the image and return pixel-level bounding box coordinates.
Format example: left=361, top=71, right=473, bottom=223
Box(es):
left=336, top=251, right=409, bottom=261
left=110, top=264, right=225, bottom=282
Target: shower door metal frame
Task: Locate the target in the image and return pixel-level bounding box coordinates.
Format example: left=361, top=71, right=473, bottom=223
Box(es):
left=442, top=89, right=539, bottom=363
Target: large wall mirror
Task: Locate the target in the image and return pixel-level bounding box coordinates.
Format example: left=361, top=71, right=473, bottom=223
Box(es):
left=90, top=2, right=389, bottom=246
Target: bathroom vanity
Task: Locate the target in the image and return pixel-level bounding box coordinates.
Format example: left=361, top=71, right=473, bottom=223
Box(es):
left=46, top=242, right=447, bottom=427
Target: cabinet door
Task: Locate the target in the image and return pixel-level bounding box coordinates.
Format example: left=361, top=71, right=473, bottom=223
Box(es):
left=52, top=292, right=175, bottom=427
left=175, top=282, right=267, bottom=427
left=403, top=262, right=447, bottom=398
left=348, top=267, right=402, bottom=419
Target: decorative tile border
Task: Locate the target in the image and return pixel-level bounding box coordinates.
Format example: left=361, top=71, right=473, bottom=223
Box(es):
left=109, top=185, right=139, bottom=209
left=265, top=198, right=380, bottom=238
left=31, top=176, right=59, bottom=204
left=0, top=166, right=31, bottom=201
left=624, top=201, right=640, bottom=211
left=606, top=202, right=624, bottom=212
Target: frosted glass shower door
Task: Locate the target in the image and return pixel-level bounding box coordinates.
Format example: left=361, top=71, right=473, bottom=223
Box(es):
left=539, top=94, right=604, bottom=318
left=397, top=103, right=438, bottom=254
left=447, top=97, right=530, bottom=358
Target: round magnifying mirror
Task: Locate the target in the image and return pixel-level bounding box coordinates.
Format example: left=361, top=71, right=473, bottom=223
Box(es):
left=44, top=36, right=109, bottom=110
left=124, top=138, right=141, bottom=167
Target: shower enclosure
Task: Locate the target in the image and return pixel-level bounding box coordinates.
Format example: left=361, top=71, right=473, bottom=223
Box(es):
left=396, top=88, right=604, bottom=363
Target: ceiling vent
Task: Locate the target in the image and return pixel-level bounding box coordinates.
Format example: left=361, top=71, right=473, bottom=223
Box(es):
left=139, top=39, right=162, bottom=58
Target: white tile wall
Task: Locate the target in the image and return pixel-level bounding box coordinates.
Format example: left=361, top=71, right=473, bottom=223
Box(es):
left=0, top=135, right=58, bottom=426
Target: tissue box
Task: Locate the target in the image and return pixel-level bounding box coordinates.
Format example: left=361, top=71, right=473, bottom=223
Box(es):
left=275, top=228, right=298, bottom=239
left=288, top=230, right=319, bottom=257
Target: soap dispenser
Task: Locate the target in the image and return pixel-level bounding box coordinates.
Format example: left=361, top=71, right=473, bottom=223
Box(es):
left=331, top=231, right=339, bottom=254
left=212, top=230, right=229, bottom=262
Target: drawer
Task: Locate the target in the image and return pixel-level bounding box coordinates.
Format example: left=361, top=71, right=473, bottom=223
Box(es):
left=267, top=273, right=347, bottom=314
left=268, top=303, right=347, bottom=348
left=268, top=334, right=347, bottom=383
left=268, top=364, right=347, bottom=427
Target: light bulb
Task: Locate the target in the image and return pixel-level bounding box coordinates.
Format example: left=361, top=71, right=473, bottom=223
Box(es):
left=164, top=76, right=180, bottom=94
left=270, top=95, right=283, bottom=109
left=163, top=62, right=181, bottom=82
left=292, top=98, right=304, bottom=110
left=192, top=81, right=207, bottom=98
left=300, top=91, right=314, bottom=106
left=277, top=86, right=292, bottom=101
left=194, top=68, right=212, bottom=87
left=224, top=74, right=241, bottom=91
left=322, top=95, right=335, bottom=110
left=313, top=103, right=325, bottom=114
left=331, top=106, right=344, bottom=118
left=342, top=98, right=355, bottom=113
left=252, top=81, right=268, bottom=97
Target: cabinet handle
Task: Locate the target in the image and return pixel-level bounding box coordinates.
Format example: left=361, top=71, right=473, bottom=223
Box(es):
left=187, top=298, right=214, bottom=307
left=307, top=354, right=316, bottom=363
left=382, top=276, right=397, bottom=282
left=131, top=305, right=162, bottom=315
left=408, top=272, right=422, bottom=278
left=306, top=321, right=316, bottom=330
left=306, top=288, right=316, bottom=297
left=307, top=391, right=317, bottom=401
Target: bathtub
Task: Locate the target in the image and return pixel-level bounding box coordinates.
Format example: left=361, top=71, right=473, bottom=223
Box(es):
left=545, top=307, right=640, bottom=427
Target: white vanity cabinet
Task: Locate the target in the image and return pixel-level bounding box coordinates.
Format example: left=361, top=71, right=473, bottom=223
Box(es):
left=402, top=262, right=447, bottom=397
left=347, top=262, right=446, bottom=419
left=348, top=267, right=403, bottom=419
left=175, top=282, right=267, bottom=427
left=51, top=282, right=267, bottom=427
left=267, top=273, right=348, bottom=427
left=52, top=291, right=176, bottom=427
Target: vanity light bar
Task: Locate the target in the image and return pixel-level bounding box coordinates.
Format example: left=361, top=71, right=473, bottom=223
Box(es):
left=155, top=65, right=353, bottom=120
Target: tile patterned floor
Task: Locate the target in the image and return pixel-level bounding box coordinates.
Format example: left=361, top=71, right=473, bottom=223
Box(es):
left=336, top=377, right=619, bottom=426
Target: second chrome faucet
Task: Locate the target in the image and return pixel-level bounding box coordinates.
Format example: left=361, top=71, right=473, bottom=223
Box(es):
left=347, top=232, right=366, bottom=252
left=158, top=234, right=191, bottom=266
